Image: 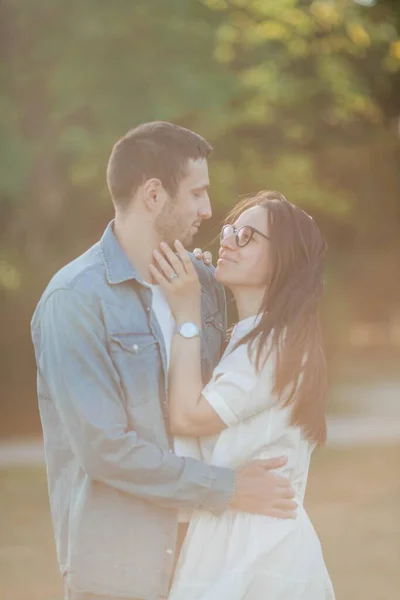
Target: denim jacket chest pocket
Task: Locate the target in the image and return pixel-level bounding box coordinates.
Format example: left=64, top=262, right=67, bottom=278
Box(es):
left=109, top=332, right=162, bottom=407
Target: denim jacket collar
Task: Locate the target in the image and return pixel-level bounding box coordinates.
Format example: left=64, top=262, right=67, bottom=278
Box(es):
left=100, top=220, right=143, bottom=285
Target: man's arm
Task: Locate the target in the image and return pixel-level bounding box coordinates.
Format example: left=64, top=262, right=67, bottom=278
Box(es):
left=34, top=287, right=234, bottom=513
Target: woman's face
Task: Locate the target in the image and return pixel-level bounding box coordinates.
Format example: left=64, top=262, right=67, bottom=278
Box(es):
left=215, top=205, right=271, bottom=289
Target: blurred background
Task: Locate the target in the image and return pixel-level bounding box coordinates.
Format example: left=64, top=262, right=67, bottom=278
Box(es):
left=0, top=1, right=399, bottom=599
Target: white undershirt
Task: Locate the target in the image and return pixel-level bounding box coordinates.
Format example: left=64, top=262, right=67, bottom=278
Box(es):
left=149, top=284, right=201, bottom=522
left=149, top=284, right=175, bottom=367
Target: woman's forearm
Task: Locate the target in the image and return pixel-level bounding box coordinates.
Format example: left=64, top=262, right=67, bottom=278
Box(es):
left=168, top=315, right=204, bottom=434
left=149, top=241, right=227, bottom=436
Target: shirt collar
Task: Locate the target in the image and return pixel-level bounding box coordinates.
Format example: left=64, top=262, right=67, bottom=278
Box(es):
left=100, top=220, right=142, bottom=285
left=232, top=313, right=262, bottom=339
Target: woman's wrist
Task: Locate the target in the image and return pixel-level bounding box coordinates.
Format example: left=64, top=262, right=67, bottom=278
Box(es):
left=175, top=312, right=201, bottom=328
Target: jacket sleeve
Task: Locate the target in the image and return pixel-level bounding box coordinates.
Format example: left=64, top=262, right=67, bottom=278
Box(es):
left=214, top=275, right=228, bottom=354
left=33, top=287, right=234, bottom=513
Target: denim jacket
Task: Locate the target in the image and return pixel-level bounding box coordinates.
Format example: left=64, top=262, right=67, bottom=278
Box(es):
left=31, top=221, right=234, bottom=600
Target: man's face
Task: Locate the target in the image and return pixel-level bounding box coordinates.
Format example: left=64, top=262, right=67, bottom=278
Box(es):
left=154, top=158, right=212, bottom=247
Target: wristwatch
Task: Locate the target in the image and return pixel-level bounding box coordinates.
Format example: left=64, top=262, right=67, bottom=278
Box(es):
left=174, top=322, right=201, bottom=339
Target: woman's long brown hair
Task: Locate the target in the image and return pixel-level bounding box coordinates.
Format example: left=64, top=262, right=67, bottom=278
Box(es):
left=226, top=191, right=328, bottom=445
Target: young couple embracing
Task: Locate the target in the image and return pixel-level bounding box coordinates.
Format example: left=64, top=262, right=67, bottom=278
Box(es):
left=31, top=121, right=335, bottom=600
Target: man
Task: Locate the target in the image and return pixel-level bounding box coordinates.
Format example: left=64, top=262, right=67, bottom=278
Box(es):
left=31, top=122, right=296, bottom=600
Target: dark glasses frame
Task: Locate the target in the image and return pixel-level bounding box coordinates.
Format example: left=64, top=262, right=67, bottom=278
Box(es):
left=220, top=224, right=270, bottom=248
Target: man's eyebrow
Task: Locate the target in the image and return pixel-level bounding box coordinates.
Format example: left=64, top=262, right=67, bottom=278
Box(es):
left=192, top=183, right=210, bottom=191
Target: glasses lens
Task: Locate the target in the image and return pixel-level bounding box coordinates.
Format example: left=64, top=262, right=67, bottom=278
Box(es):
left=237, top=226, right=253, bottom=247
left=221, top=225, right=234, bottom=241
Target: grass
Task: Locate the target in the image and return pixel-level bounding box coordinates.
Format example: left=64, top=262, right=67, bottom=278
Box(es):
left=0, top=467, right=63, bottom=600
left=305, top=445, right=400, bottom=600
left=0, top=445, right=399, bottom=600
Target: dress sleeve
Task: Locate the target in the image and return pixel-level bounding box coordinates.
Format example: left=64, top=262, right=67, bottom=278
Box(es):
left=201, top=340, right=276, bottom=427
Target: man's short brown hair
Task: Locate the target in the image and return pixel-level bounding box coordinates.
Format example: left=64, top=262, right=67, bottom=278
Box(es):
left=107, top=121, right=213, bottom=210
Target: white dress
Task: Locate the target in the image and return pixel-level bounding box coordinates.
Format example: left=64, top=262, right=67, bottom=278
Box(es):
left=169, top=316, right=335, bottom=600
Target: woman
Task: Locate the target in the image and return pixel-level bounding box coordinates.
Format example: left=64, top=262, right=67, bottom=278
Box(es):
left=149, top=190, right=335, bottom=599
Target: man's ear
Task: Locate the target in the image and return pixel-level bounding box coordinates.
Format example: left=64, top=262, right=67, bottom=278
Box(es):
left=142, top=178, right=167, bottom=213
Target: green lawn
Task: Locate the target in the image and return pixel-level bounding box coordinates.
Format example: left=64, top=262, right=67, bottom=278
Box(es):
left=1, top=445, right=399, bottom=600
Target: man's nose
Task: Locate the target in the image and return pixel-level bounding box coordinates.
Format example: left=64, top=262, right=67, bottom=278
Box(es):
left=199, top=194, right=212, bottom=220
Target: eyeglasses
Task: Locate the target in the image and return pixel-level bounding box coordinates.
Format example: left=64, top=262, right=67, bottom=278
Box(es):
left=220, top=224, right=270, bottom=248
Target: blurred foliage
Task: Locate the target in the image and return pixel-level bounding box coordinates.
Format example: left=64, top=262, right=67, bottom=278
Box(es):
left=0, top=0, right=399, bottom=435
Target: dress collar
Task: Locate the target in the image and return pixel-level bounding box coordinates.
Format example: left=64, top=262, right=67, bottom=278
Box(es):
left=231, top=313, right=262, bottom=339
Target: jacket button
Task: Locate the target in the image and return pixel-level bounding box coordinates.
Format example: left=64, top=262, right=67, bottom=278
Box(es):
left=132, top=344, right=139, bottom=354
left=166, top=548, right=173, bottom=555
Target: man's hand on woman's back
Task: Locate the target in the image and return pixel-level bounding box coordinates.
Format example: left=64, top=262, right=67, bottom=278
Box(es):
left=230, top=456, right=297, bottom=519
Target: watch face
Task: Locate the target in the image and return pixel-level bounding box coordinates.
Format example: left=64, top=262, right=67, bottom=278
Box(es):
left=180, top=322, right=199, bottom=338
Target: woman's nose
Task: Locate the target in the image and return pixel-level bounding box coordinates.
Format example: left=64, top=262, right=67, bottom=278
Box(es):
left=220, top=234, right=236, bottom=250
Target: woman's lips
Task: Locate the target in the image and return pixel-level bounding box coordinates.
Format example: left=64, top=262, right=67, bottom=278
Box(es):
left=217, top=255, right=236, bottom=264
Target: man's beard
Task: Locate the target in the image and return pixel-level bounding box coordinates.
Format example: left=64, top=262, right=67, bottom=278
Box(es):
left=154, top=203, right=194, bottom=248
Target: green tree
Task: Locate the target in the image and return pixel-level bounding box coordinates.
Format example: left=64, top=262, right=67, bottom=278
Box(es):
left=1, top=0, right=399, bottom=436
